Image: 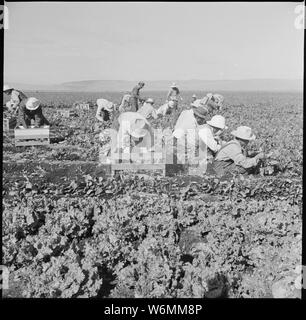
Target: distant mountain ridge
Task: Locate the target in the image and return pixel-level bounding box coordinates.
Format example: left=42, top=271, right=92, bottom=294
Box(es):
left=5, top=79, right=302, bottom=92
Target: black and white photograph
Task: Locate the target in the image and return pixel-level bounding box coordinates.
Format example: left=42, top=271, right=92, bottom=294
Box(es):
left=1, top=1, right=304, bottom=304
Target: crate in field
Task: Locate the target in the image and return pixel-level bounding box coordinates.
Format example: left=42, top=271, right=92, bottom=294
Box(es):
left=3, top=119, right=9, bottom=132
left=74, top=103, right=90, bottom=111
left=14, top=128, right=50, bottom=146
left=3, top=118, right=17, bottom=132
left=110, top=148, right=185, bottom=177
left=56, top=109, right=76, bottom=118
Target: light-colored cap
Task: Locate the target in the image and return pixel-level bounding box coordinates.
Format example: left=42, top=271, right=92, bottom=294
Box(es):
left=171, top=82, right=178, bottom=88
left=3, top=84, right=13, bottom=91
left=26, top=97, right=40, bottom=110
left=231, top=126, right=256, bottom=141
left=192, top=94, right=197, bottom=98
left=207, top=115, right=228, bottom=130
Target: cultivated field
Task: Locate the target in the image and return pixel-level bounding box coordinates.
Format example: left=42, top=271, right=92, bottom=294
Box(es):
left=2, top=91, right=303, bottom=298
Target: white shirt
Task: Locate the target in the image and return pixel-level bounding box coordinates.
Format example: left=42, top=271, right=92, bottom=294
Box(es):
left=198, top=124, right=221, bottom=153
left=156, top=103, right=171, bottom=116
left=117, top=112, right=151, bottom=151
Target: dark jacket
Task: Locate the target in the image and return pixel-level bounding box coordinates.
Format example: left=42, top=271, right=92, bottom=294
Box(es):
left=17, top=105, right=49, bottom=128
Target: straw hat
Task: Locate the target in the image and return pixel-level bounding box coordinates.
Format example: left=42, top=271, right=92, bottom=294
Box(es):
left=25, top=97, right=40, bottom=110
left=207, top=115, right=228, bottom=130
left=3, top=84, right=13, bottom=92
left=171, top=83, right=178, bottom=88
left=97, top=98, right=114, bottom=112
left=129, top=118, right=148, bottom=138
left=231, top=126, right=256, bottom=141
left=146, top=98, right=154, bottom=104
left=192, top=94, right=197, bottom=98
left=192, top=105, right=208, bottom=119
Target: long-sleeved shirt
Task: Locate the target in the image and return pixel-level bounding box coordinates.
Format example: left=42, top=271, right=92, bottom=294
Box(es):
left=7, top=90, right=27, bottom=114
left=11, top=89, right=27, bottom=104
left=156, top=103, right=171, bottom=116
left=137, top=102, right=158, bottom=119
left=215, top=139, right=258, bottom=169
left=198, top=124, right=221, bottom=154
left=119, top=94, right=131, bottom=113
left=131, top=85, right=144, bottom=101
left=173, top=110, right=216, bottom=164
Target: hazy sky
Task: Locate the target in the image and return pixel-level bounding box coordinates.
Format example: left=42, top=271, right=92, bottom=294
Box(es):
left=3, top=2, right=304, bottom=84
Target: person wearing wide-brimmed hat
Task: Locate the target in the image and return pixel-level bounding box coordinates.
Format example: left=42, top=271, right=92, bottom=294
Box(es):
left=166, top=83, right=183, bottom=107
left=119, top=92, right=132, bottom=113
left=98, top=111, right=154, bottom=163
left=156, top=100, right=176, bottom=117
left=3, top=84, right=28, bottom=114
left=191, top=94, right=197, bottom=103
left=137, top=98, right=158, bottom=120
left=213, top=126, right=264, bottom=176
left=16, top=97, right=50, bottom=129
left=205, top=93, right=224, bottom=113
left=198, top=115, right=228, bottom=161
left=96, top=98, right=116, bottom=122
left=130, top=82, right=146, bottom=111
left=172, top=105, right=210, bottom=164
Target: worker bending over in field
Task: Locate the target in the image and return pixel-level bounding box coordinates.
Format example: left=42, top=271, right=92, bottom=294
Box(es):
left=119, top=92, right=132, bottom=113
left=191, top=94, right=197, bottom=104
left=16, top=97, right=50, bottom=129
left=138, top=98, right=158, bottom=120
left=172, top=105, right=208, bottom=165
left=197, top=115, right=228, bottom=165
left=205, top=93, right=224, bottom=112
left=130, top=82, right=146, bottom=111
left=111, top=112, right=154, bottom=163
left=156, top=100, right=176, bottom=117
left=3, top=84, right=28, bottom=115
left=213, top=126, right=264, bottom=176
left=166, top=83, right=183, bottom=108
left=96, top=98, right=116, bottom=122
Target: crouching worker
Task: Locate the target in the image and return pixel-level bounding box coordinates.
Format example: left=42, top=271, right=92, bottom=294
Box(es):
left=198, top=115, right=228, bottom=166
left=96, top=98, right=116, bottom=122
left=138, top=98, right=158, bottom=120
left=213, top=126, right=264, bottom=177
left=16, top=97, right=49, bottom=129
left=172, top=105, right=208, bottom=165
left=100, top=112, right=154, bottom=164
left=156, top=100, right=176, bottom=117
left=115, top=112, right=154, bottom=162
left=3, top=84, right=28, bottom=115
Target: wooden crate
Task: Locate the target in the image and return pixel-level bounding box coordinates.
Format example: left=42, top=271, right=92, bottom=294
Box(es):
left=75, top=103, right=90, bottom=111
left=14, top=128, right=50, bottom=146
left=3, top=119, right=9, bottom=132
left=56, top=109, right=76, bottom=118
left=3, top=118, right=17, bottom=132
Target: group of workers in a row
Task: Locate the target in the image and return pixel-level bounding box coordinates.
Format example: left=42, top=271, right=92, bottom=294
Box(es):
left=3, top=82, right=263, bottom=176
left=95, top=82, right=264, bottom=176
